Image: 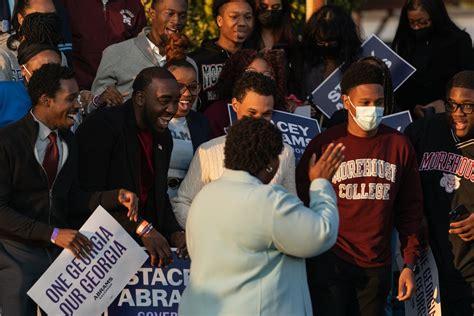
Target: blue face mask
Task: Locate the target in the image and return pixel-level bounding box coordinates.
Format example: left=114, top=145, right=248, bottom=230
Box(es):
left=347, top=97, right=384, bottom=131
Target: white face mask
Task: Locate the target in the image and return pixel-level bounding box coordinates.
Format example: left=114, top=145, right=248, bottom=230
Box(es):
left=347, top=96, right=384, bottom=132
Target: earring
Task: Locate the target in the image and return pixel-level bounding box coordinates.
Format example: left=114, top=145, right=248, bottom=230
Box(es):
left=265, top=166, right=273, bottom=173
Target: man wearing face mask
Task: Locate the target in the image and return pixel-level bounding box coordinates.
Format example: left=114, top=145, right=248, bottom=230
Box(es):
left=296, top=61, right=424, bottom=316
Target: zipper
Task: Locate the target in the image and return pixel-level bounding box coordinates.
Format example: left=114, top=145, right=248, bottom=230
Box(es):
left=102, top=0, right=108, bottom=20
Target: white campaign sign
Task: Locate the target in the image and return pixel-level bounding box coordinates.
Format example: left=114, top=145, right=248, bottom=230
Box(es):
left=395, top=237, right=442, bottom=316
left=28, top=206, right=148, bottom=316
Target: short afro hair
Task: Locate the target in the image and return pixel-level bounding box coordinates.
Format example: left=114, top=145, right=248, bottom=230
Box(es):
left=213, top=0, right=255, bottom=19
left=340, top=60, right=385, bottom=95
left=28, top=63, right=75, bottom=106
left=132, top=67, right=177, bottom=96
left=232, top=71, right=277, bottom=103
left=224, top=117, right=283, bottom=176
left=446, top=70, right=474, bottom=97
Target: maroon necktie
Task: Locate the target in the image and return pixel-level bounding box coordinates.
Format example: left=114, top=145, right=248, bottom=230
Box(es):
left=43, top=132, right=59, bottom=188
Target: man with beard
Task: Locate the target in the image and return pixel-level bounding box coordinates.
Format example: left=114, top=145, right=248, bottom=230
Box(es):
left=405, top=70, right=474, bottom=315
left=190, top=0, right=255, bottom=111
left=0, top=64, right=138, bottom=315
left=77, top=67, right=186, bottom=267
left=92, top=0, right=196, bottom=105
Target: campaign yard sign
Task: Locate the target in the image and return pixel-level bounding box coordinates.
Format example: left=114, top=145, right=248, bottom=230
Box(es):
left=27, top=206, right=148, bottom=316
left=394, top=236, right=442, bottom=316
left=107, top=249, right=190, bottom=316
left=227, top=105, right=321, bottom=162
left=311, top=34, right=416, bottom=118
left=381, top=110, right=413, bottom=132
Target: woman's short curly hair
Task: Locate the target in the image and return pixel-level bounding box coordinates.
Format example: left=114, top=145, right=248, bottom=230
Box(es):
left=224, top=117, right=283, bottom=176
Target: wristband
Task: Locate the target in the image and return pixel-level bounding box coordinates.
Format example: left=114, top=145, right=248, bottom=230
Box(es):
left=92, top=94, right=104, bottom=108
left=50, top=228, right=59, bottom=244
left=136, top=220, right=149, bottom=236
left=141, top=223, right=154, bottom=237
left=140, top=223, right=153, bottom=237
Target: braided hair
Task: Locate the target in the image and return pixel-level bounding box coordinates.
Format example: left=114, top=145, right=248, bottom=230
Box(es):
left=8, top=10, right=61, bottom=51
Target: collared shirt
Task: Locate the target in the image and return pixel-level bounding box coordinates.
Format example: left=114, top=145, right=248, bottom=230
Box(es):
left=31, top=111, right=68, bottom=173
left=146, top=37, right=167, bottom=66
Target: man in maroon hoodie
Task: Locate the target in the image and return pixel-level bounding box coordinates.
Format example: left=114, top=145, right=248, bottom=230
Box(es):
left=60, top=0, right=146, bottom=90
left=296, top=59, right=424, bottom=316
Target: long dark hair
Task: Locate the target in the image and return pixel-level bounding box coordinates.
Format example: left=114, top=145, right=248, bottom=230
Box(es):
left=392, top=0, right=464, bottom=57
left=215, top=49, right=287, bottom=110
left=303, top=5, right=361, bottom=67
left=252, top=0, right=296, bottom=49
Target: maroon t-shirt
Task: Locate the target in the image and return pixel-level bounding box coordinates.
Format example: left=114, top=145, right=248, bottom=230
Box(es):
left=296, top=124, right=424, bottom=267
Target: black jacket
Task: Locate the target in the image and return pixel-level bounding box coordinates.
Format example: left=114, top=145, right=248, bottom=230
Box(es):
left=186, top=110, right=211, bottom=152
left=76, top=101, right=180, bottom=239
left=405, top=113, right=474, bottom=305
left=190, top=40, right=230, bottom=112
left=0, top=113, right=119, bottom=245
left=395, top=30, right=474, bottom=113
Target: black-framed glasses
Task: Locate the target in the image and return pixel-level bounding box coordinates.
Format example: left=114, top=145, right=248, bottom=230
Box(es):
left=445, top=100, right=474, bottom=114
left=178, top=82, right=200, bottom=96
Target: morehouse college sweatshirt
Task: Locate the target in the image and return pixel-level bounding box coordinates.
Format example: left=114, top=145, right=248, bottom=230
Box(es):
left=296, top=123, right=423, bottom=268
left=405, top=113, right=474, bottom=302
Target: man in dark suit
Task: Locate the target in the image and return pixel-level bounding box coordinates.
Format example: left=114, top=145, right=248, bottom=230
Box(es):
left=0, top=64, right=138, bottom=316
left=76, top=67, right=185, bottom=267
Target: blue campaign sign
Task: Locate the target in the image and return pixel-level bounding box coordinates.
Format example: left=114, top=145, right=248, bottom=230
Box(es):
left=311, top=34, right=416, bottom=118
left=227, top=105, right=321, bottom=162
left=381, top=110, right=413, bottom=132
left=107, top=249, right=190, bottom=316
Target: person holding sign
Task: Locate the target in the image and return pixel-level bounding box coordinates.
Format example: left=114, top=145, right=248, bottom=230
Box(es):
left=0, top=64, right=138, bottom=316
left=392, top=0, right=474, bottom=118
left=172, top=71, right=295, bottom=229
left=180, top=117, right=344, bottom=316
left=77, top=67, right=185, bottom=268
left=405, top=70, right=474, bottom=315
left=296, top=60, right=424, bottom=316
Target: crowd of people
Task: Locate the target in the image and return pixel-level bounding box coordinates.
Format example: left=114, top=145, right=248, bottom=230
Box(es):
left=0, top=0, right=473, bottom=315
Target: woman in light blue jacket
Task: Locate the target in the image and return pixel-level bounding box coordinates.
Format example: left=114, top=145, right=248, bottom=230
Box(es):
left=179, top=117, right=345, bottom=316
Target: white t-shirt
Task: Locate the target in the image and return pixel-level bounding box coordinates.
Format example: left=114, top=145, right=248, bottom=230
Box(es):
left=168, top=117, right=194, bottom=198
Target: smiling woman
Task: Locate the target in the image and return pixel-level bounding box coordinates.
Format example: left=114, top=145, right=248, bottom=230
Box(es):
left=164, top=37, right=211, bottom=199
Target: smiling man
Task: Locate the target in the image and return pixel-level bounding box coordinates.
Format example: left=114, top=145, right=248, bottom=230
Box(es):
left=91, top=0, right=195, bottom=102
left=172, top=71, right=295, bottom=229
left=405, top=70, right=474, bottom=315
left=78, top=67, right=186, bottom=269
left=0, top=64, right=138, bottom=315
left=190, top=0, right=255, bottom=111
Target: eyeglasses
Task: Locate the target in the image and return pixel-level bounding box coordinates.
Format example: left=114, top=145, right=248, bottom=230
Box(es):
left=445, top=100, right=474, bottom=114
left=178, top=82, right=200, bottom=96
left=408, top=18, right=431, bottom=29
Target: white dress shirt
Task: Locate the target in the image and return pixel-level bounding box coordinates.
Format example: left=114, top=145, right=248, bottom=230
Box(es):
left=146, top=37, right=167, bottom=66
left=171, top=135, right=296, bottom=228
left=31, top=112, right=68, bottom=173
